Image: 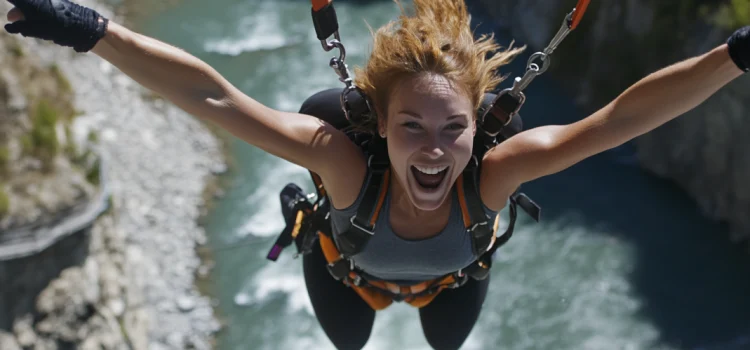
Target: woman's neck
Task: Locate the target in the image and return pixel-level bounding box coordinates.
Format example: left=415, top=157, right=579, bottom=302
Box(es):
left=387, top=168, right=453, bottom=239
left=389, top=169, right=451, bottom=219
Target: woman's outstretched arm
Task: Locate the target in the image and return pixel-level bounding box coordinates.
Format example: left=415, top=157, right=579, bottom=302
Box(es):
left=4, top=0, right=367, bottom=208
left=481, top=29, right=748, bottom=211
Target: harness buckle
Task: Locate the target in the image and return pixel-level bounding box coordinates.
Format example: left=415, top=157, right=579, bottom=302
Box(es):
left=326, top=257, right=353, bottom=281
left=468, top=221, right=489, bottom=233
left=349, top=216, right=375, bottom=235
left=351, top=274, right=364, bottom=286
left=481, top=89, right=525, bottom=137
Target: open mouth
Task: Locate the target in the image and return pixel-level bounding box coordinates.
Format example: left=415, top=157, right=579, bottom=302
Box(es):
left=411, top=165, right=449, bottom=190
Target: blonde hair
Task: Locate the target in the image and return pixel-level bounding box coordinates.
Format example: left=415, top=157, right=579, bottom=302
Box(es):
left=352, top=0, right=524, bottom=133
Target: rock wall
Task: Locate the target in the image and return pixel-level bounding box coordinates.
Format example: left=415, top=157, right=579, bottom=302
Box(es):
left=473, top=0, right=750, bottom=242
left=0, top=216, right=150, bottom=350
left=0, top=0, right=226, bottom=348
left=0, top=225, right=92, bottom=331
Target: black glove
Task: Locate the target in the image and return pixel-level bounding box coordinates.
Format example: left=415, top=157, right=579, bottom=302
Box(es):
left=727, top=26, right=750, bottom=73
left=4, top=0, right=108, bottom=53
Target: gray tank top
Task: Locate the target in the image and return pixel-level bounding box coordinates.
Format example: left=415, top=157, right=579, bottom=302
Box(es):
left=329, top=173, right=498, bottom=284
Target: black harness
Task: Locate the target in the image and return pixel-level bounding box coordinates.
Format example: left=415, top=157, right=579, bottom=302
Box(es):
left=262, top=0, right=602, bottom=288
left=267, top=87, right=541, bottom=285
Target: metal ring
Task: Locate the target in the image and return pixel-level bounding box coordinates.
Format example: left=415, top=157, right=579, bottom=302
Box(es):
left=527, top=52, right=551, bottom=74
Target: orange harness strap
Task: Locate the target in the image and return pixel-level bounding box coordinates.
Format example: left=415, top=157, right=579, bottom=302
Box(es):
left=456, top=174, right=499, bottom=253
left=318, top=233, right=462, bottom=310
left=310, top=172, right=327, bottom=197
left=569, top=0, right=591, bottom=30
left=318, top=233, right=394, bottom=310
left=310, top=0, right=331, bottom=12
left=316, top=172, right=504, bottom=310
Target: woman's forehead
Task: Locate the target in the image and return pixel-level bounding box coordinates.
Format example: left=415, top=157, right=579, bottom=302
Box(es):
left=389, top=76, right=472, bottom=115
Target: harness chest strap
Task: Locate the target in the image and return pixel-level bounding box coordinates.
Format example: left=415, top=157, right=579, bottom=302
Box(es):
left=457, top=170, right=497, bottom=257
left=318, top=232, right=461, bottom=310
left=332, top=160, right=389, bottom=258
left=318, top=165, right=466, bottom=310
left=320, top=169, right=501, bottom=310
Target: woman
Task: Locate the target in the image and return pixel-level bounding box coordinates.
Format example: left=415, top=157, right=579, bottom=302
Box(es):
left=5, top=0, right=748, bottom=349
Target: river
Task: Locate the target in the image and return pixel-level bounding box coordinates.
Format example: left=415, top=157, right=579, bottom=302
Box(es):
left=129, top=1, right=750, bottom=349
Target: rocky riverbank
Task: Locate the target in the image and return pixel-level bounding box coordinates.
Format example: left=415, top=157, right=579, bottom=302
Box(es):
left=0, top=0, right=226, bottom=348
left=473, top=0, right=750, bottom=244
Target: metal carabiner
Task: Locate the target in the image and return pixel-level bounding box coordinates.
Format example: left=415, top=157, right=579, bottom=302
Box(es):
left=320, top=31, right=341, bottom=52
left=326, top=39, right=350, bottom=84
left=508, top=0, right=591, bottom=98
left=510, top=52, right=551, bottom=98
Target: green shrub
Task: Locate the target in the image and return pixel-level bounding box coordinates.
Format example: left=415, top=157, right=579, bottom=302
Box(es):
left=20, top=135, right=33, bottom=155
left=87, top=130, right=99, bottom=144
left=8, top=41, right=23, bottom=58
left=0, top=185, right=10, bottom=217
left=703, top=0, right=750, bottom=30
left=0, top=146, right=9, bottom=172
left=49, top=64, right=72, bottom=94
left=86, top=157, right=101, bottom=186
left=30, top=100, right=59, bottom=163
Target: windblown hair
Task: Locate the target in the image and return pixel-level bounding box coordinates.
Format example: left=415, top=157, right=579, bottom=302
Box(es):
left=353, top=0, right=524, bottom=133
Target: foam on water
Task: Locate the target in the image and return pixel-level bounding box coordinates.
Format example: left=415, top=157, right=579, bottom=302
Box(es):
left=202, top=1, right=303, bottom=55
left=471, top=216, right=667, bottom=350
left=237, top=160, right=311, bottom=238
left=242, top=258, right=312, bottom=314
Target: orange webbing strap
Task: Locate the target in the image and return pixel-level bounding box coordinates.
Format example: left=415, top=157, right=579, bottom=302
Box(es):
left=291, top=211, right=306, bottom=239
left=489, top=214, right=499, bottom=249
left=318, top=232, right=341, bottom=267
left=456, top=174, right=472, bottom=228
left=369, top=169, right=390, bottom=227
left=311, top=0, right=331, bottom=12
left=371, top=275, right=459, bottom=308
left=475, top=215, right=501, bottom=269
left=569, top=0, right=591, bottom=30
left=318, top=233, right=393, bottom=310
left=456, top=174, right=498, bottom=254
left=318, top=230, right=454, bottom=310
left=310, top=172, right=327, bottom=197
left=349, top=273, right=394, bottom=310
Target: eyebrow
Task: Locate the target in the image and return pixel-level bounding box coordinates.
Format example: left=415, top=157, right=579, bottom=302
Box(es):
left=397, top=110, right=468, bottom=120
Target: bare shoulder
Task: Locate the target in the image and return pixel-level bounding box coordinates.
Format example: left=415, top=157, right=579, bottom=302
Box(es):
left=478, top=126, right=561, bottom=211
left=299, top=114, right=369, bottom=211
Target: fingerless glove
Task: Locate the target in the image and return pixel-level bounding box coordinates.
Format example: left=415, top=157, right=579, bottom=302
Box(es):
left=727, top=26, right=750, bottom=73
left=4, top=0, right=108, bottom=53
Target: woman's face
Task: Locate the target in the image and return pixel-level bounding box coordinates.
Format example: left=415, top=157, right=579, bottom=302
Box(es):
left=381, top=73, right=475, bottom=211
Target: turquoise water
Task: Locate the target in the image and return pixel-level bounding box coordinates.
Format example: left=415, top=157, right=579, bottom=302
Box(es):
left=131, top=1, right=750, bottom=349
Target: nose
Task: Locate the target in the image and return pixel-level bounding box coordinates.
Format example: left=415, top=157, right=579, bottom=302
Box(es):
left=420, top=135, right=444, bottom=160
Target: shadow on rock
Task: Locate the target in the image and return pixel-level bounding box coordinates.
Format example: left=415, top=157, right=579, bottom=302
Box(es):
left=0, top=227, right=92, bottom=331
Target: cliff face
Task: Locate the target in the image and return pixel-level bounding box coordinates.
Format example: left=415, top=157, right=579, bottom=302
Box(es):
left=474, top=0, right=750, bottom=242
left=0, top=25, right=143, bottom=350
left=0, top=0, right=224, bottom=349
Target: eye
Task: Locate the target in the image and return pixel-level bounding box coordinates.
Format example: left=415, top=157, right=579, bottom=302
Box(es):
left=445, top=123, right=467, bottom=131
left=402, top=121, right=422, bottom=130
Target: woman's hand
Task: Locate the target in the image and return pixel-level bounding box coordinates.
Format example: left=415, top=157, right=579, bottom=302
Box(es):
left=727, top=26, right=750, bottom=73
left=4, top=0, right=108, bottom=52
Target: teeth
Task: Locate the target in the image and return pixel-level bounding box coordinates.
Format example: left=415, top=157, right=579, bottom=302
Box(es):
left=414, top=165, right=448, bottom=175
